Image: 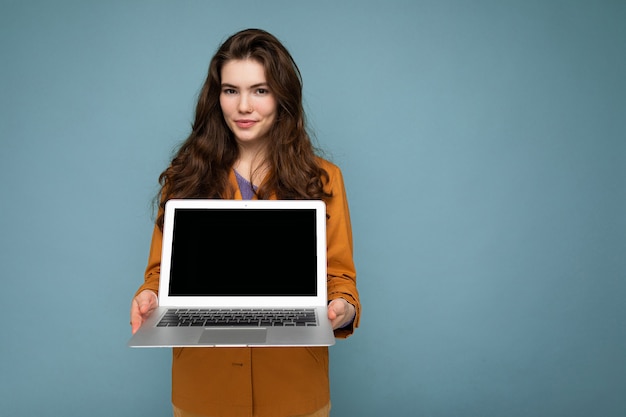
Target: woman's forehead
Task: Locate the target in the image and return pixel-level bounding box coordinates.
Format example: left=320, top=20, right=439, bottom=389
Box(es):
left=221, top=59, right=268, bottom=86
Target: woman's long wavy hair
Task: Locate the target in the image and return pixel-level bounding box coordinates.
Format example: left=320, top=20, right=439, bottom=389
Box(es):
left=155, top=29, right=330, bottom=229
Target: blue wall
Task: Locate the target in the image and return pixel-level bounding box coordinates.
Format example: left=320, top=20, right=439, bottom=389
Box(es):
left=1, top=1, right=624, bottom=416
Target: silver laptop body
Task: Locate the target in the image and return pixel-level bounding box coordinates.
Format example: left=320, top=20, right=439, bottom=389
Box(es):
left=128, top=199, right=335, bottom=347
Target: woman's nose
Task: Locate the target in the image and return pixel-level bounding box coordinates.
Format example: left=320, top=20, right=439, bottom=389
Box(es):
left=238, top=94, right=253, bottom=113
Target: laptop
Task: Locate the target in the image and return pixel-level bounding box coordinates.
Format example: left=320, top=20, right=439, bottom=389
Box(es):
left=128, top=199, right=335, bottom=347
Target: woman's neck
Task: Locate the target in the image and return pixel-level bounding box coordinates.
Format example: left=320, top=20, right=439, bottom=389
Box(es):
left=234, top=144, right=269, bottom=187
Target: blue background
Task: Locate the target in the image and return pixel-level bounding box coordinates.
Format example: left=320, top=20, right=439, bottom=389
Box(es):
left=1, top=1, right=624, bottom=416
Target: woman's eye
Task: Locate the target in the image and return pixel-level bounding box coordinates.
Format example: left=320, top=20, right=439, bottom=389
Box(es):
left=256, top=88, right=269, bottom=95
left=223, top=88, right=237, bottom=94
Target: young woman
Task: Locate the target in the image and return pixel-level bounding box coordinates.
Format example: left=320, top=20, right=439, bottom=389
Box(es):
left=130, top=28, right=360, bottom=417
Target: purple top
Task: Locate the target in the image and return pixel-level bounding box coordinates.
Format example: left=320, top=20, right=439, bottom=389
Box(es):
left=234, top=169, right=257, bottom=200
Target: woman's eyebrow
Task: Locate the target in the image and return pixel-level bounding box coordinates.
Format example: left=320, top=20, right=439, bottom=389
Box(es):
left=221, top=82, right=269, bottom=89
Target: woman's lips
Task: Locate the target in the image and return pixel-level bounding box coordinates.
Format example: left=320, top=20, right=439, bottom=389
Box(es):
left=235, top=120, right=256, bottom=128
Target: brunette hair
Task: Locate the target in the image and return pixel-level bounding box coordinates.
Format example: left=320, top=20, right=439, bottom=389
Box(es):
left=155, top=28, right=330, bottom=229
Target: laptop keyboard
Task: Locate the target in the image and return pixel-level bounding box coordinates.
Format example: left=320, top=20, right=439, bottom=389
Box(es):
left=157, top=308, right=318, bottom=327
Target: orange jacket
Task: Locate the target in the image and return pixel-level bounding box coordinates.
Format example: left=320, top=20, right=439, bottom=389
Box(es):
left=135, top=158, right=360, bottom=416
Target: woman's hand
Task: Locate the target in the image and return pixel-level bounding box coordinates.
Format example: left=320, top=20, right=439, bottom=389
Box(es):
left=130, top=290, right=158, bottom=334
left=327, top=298, right=356, bottom=330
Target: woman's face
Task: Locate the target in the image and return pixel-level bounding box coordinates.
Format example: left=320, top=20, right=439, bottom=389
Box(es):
left=219, top=59, right=277, bottom=146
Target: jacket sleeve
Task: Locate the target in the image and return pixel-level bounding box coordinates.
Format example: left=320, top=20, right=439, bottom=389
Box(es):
left=135, top=222, right=163, bottom=298
left=323, top=161, right=361, bottom=338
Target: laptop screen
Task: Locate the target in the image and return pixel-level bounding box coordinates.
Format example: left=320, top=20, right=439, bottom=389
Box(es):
left=168, top=208, right=318, bottom=297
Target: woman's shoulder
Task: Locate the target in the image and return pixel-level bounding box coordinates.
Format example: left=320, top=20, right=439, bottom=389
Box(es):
left=315, top=156, right=346, bottom=195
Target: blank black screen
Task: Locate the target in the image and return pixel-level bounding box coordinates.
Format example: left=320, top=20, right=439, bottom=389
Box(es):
left=168, top=208, right=318, bottom=296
